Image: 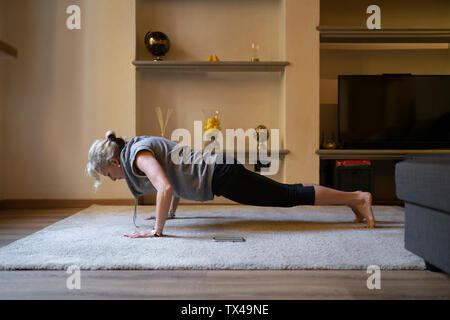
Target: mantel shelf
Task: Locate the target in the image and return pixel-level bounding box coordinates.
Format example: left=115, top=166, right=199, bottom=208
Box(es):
left=316, top=149, right=450, bottom=160
left=223, top=149, right=289, bottom=155
left=321, top=43, right=449, bottom=50
left=0, top=40, right=18, bottom=59
left=317, top=27, right=450, bottom=43
left=202, top=149, right=290, bottom=159
left=133, top=61, right=289, bottom=72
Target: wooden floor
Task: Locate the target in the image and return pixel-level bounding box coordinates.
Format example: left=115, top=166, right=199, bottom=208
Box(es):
left=0, top=208, right=449, bottom=300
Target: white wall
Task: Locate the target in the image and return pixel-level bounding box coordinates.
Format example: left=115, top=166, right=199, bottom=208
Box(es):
left=4, top=0, right=135, bottom=199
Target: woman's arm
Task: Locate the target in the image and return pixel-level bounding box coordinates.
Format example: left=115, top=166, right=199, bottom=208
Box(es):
left=144, top=195, right=179, bottom=221
left=134, top=150, right=172, bottom=234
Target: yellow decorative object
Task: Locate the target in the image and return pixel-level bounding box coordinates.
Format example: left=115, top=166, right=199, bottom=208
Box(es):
left=204, top=115, right=221, bottom=132
left=202, top=109, right=221, bottom=151
left=206, top=55, right=213, bottom=62
left=213, top=54, right=220, bottom=62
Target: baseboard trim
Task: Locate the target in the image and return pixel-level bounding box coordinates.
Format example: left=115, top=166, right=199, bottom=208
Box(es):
left=0, top=198, right=243, bottom=209
left=0, top=199, right=135, bottom=209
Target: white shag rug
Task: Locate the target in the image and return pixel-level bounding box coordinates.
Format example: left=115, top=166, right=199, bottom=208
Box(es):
left=0, top=205, right=425, bottom=270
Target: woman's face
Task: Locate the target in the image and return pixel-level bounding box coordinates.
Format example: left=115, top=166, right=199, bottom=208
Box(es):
left=100, top=158, right=124, bottom=181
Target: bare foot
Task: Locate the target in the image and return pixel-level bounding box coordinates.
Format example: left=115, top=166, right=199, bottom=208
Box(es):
left=352, top=191, right=375, bottom=228
left=349, top=190, right=365, bottom=223
left=350, top=206, right=365, bottom=223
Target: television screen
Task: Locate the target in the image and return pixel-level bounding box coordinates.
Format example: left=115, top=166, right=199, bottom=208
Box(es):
left=338, top=74, right=450, bottom=149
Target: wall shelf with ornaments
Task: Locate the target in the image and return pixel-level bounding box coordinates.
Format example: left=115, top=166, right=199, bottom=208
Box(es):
left=133, top=61, right=289, bottom=72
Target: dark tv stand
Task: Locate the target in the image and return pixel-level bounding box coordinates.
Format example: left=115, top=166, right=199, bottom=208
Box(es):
left=316, top=149, right=450, bottom=205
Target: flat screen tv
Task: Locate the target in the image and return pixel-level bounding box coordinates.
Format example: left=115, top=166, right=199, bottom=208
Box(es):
left=338, top=74, right=450, bottom=149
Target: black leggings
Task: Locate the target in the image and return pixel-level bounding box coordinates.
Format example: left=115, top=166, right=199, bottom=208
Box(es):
left=211, top=155, right=315, bottom=207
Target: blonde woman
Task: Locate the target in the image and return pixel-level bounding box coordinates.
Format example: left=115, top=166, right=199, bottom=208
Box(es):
left=86, top=131, right=375, bottom=238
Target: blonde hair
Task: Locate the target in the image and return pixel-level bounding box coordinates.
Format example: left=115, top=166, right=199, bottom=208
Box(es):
left=86, top=130, right=127, bottom=191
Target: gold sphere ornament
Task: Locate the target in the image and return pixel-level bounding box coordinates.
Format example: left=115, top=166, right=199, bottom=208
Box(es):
left=144, top=31, right=170, bottom=61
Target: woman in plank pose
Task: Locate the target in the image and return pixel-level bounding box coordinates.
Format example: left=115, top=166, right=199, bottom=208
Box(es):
left=86, top=131, right=375, bottom=237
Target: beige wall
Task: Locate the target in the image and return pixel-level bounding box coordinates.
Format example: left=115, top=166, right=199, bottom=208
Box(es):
left=0, top=0, right=8, bottom=200
left=3, top=0, right=135, bottom=199
left=283, top=0, right=320, bottom=184
left=0, top=0, right=6, bottom=36
left=320, top=0, right=450, bottom=28
left=136, top=0, right=284, bottom=62
left=5, top=0, right=446, bottom=201
left=136, top=0, right=285, bottom=147
left=2, top=0, right=321, bottom=203
left=136, top=0, right=288, bottom=204
left=136, top=0, right=320, bottom=201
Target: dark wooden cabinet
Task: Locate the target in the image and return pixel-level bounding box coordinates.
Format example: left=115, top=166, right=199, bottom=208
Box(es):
left=317, top=149, right=450, bottom=205
left=320, top=158, right=401, bottom=205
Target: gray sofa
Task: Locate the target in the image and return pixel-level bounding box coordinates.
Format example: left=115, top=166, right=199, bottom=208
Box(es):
left=395, top=154, right=450, bottom=274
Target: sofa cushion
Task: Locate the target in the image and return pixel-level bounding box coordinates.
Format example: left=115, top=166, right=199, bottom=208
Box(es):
left=395, top=154, right=450, bottom=213
left=404, top=202, right=450, bottom=273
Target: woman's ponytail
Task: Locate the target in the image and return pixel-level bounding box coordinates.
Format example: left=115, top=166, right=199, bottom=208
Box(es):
left=105, top=130, right=126, bottom=153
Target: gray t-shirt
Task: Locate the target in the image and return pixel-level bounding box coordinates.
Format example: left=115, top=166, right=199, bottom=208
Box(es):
left=120, top=136, right=218, bottom=201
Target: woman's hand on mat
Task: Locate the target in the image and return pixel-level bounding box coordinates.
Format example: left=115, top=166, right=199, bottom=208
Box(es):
left=124, top=229, right=157, bottom=238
